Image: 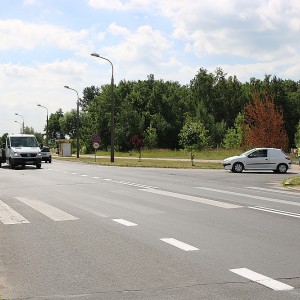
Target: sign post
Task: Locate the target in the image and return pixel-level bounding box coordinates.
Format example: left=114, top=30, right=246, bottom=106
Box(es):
left=93, top=142, right=100, bottom=162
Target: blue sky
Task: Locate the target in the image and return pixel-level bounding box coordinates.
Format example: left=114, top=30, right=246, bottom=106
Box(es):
left=1, top=0, right=300, bottom=136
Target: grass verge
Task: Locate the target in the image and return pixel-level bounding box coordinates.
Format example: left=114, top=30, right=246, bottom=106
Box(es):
left=54, top=156, right=223, bottom=169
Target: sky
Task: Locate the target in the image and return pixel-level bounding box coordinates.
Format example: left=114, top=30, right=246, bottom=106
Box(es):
left=1, top=0, right=300, bottom=136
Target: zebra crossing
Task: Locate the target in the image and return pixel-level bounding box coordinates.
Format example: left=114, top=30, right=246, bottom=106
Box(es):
left=0, top=197, right=78, bottom=225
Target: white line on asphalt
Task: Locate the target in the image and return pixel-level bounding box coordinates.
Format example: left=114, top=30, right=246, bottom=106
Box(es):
left=81, top=175, right=88, bottom=177
left=112, top=219, right=138, bottom=226
left=196, top=187, right=300, bottom=207
left=71, top=173, right=78, bottom=175
left=247, top=187, right=300, bottom=197
left=0, top=200, right=30, bottom=225
left=92, top=177, right=99, bottom=179
left=249, top=206, right=300, bottom=218
left=104, top=178, right=157, bottom=189
left=140, top=188, right=242, bottom=209
left=230, top=268, right=294, bottom=291
left=160, top=238, right=199, bottom=251
left=14, top=197, right=78, bottom=222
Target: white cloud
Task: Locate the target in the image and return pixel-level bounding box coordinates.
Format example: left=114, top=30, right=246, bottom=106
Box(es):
left=0, top=19, right=90, bottom=52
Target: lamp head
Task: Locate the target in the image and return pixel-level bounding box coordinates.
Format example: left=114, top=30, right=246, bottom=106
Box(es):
left=64, top=85, right=70, bottom=89
left=91, top=53, right=100, bottom=58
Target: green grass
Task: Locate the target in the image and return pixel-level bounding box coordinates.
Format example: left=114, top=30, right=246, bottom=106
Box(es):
left=54, top=156, right=223, bottom=169
left=283, top=176, right=300, bottom=187
left=93, top=148, right=242, bottom=160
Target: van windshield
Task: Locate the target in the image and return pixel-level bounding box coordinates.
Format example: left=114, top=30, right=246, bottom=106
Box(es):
left=10, top=137, right=38, bottom=147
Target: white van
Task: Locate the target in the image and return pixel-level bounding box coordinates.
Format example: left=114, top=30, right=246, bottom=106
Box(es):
left=2, top=134, right=42, bottom=169
left=223, top=148, right=292, bottom=173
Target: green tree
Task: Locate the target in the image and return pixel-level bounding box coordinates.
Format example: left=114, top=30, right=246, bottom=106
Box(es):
left=80, top=86, right=101, bottom=111
left=179, top=120, right=208, bottom=165
left=223, top=113, right=245, bottom=149
left=48, top=109, right=64, bottom=139
left=294, top=121, right=300, bottom=147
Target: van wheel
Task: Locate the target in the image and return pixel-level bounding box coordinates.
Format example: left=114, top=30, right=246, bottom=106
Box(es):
left=277, top=163, right=287, bottom=174
left=232, top=162, right=244, bottom=173
left=36, top=164, right=41, bottom=169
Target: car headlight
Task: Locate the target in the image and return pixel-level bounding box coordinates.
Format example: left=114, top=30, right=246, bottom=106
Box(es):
left=13, top=152, right=20, bottom=157
left=37, top=152, right=42, bottom=157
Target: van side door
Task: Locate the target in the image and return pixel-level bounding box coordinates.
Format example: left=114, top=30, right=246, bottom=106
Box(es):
left=245, top=149, right=270, bottom=170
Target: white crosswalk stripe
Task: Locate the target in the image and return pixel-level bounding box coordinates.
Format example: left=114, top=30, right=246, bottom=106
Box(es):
left=0, top=197, right=78, bottom=225
left=14, top=197, right=78, bottom=222
left=0, top=200, right=30, bottom=225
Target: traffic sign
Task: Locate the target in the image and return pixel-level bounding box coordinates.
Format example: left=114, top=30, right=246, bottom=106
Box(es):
left=93, top=142, right=100, bottom=149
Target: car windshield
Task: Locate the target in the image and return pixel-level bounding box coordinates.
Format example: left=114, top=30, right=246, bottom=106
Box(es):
left=10, top=137, right=38, bottom=147
left=240, top=149, right=255, bottom=156
left=41, top=147, right=50, bottom=152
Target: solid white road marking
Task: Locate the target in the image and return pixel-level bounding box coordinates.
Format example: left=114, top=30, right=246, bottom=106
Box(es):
left=0, top=200, right=30, bottom=225
left=196, top=187, right=300, bottom=207
left=141, top=188, right=241, bottom=209
left=14, top=197, right=78, bottom=222
left=249, top=206, right=300, bottom=218
left=112, top=219, right=137, bottom=226
left=160, top=238, right=199, bottom=251
left=230, top=268, right=294, bottom=291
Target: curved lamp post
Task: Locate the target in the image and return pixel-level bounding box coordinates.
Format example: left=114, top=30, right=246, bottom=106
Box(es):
left=15, top=113, right=24, bottom=134
left=64, top=86, right=80, bottom=158
left=91, top=53, right=115, bottom=163
left=14, top=120, right=22, bottom=133
left=37, top=104, right=49, bottom=146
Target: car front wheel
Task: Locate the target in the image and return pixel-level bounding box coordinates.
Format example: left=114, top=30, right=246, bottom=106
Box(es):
left=232, top=162, right=244, bottom=173
left=276, top=163, right=287, bottom=174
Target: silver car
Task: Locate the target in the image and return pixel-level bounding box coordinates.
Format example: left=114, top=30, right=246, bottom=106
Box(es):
left=41, top=146, right=52, bottom=163
left=223, top=148, right=291, bottom=173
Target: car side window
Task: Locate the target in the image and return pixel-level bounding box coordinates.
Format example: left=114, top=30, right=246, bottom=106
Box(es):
left=248, top=150, right=267, bottom=158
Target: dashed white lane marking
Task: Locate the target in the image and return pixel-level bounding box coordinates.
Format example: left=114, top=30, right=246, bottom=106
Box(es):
left=160, top=238, right=199, bottom=251
left=104, top=178, right=157, bottom=189
left=81, top=175, right=88, bottom=177
left=249, top=206, right=300, bottom=219
left=14, top=197, right=78, bottom=222
left=112, top=219, right=137, bottom=226
left=230, top=268, right=294, bottom=291
left=247, top=187, right=300, bottom=197
left=0, top=200, right=30, bottom=225
left=140, top=188, right=241, bottom=209
left=196, top=187, right=300, bottom=207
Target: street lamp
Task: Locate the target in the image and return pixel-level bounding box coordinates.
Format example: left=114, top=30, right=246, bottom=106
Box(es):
left=14, top=121, right=22, bottom=133
left=64, top=86, right=80, bottom=158
left=15, top=113, right=24, bottom=134
left=91, top=53, right=115, bottom=163
left=37, top=104, right=49, bottom=146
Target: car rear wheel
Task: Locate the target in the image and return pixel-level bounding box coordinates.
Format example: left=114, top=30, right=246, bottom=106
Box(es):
left=276, top=163, right=287, bottom=174
left=232, top=162, right=244, bottom=173
left=36, top=163, right=41, bottom=169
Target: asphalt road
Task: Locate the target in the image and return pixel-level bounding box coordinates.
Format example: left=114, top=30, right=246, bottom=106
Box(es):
left=0, top=161, right=299, bottom=300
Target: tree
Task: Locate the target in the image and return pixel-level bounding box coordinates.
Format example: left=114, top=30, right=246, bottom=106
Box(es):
left=48, top=109, right=64, bottom=139
left=179, top=120, right=208, bottom=165
left=244, top=92, right=288, bottom=150
left=294, top=121, right=300, bottom=147
left=223, top=113, right=245, bottom=149
left=80, top=86, right=101, bottom=111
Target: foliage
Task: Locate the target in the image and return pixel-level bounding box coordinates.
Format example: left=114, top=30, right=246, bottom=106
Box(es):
left=179, top=120, right=208, bottom=165
left=48, top=109, right=64, bottom=139
left=223, top=113, right=245, bottom=149
left=144, top=125, right=158, bottom=149
left=295, top=121, right=300, bottom=147
left=36, top=69, right=300, bottom=153
left=244, top=92, right=288, bottom=150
